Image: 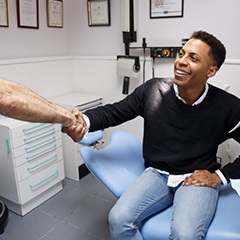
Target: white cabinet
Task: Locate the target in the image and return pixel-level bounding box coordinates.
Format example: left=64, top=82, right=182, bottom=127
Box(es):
left=0, top=117, right=65, bottom=216
left=49, top=92, right=104, bottom=181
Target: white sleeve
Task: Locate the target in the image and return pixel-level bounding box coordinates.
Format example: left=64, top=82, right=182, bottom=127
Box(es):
left=83, top=114, right=90, bottom=132
left=215, top=169, right=228, bottom=185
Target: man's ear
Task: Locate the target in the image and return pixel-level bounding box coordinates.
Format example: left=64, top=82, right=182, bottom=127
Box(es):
left=207, top=66, right=218, bottom=78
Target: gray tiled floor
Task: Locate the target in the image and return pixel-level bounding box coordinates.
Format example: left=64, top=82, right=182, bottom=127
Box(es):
left=0, top=174, right=117, bottom=240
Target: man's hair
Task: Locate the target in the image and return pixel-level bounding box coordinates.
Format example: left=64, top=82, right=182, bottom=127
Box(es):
left=190, top=31, right=226, bottom=69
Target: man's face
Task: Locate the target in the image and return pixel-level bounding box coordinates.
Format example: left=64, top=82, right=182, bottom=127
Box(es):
left=174, top=38, right=217, bottom=90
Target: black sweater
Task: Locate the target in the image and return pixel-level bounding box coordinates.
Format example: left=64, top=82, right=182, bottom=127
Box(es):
left=85, top=78, right=240, bottom=181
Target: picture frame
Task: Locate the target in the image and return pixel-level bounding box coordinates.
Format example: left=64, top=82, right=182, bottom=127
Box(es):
left=150, top=0, right=184, bottom=19
left=47, top=0, right=63, bottom=28
left=16, top=0, right=39, bottom=29
left=0, top=0, right=8, bottom=27
left=87, top=0, right=111, bottom=27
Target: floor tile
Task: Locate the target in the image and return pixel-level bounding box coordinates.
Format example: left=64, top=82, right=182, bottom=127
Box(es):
left=65, top=197, right=114, bottom=240
left=64, top=174, right=108, bottom=196
left=0, top=209, right=61, bottom=240
left=40, top=221, right=101, bottom=240
left=94, top=188, right=116, bottom=204
left=38, top=186, right=92, bottom=220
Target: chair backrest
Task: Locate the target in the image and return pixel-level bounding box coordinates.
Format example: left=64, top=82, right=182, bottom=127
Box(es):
left=80, top=130, right=145, bottom=198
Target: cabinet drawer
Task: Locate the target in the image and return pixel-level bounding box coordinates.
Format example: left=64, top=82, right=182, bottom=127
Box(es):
left=16, top=147, right=63, bottom=182
left=10, top=122, right=57, bottom=139
left=14, top=139, right=62, bottom=167
left=11, top=124, right=61, bottom=149
left=18, top=161, right=64, bottom=204
left=13, top=132, right=62, bottom=159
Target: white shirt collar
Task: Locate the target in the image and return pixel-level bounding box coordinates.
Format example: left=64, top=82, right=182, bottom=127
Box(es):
left=173, top=83, right=209, bottom=106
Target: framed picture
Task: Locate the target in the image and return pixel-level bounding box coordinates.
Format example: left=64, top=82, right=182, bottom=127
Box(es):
left=16, top=0, right=39, bottom=29
left=0, top=0, right=8, bottom=27
left=88, top=0, right=111, bottom=26
left=150, top=0, right=184, bottom=19
left=47, top=0, right=63, bottom=28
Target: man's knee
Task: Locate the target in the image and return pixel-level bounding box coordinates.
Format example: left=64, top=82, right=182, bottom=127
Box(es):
left=108, top=204, right=127, bottom=230
left=170, top=224, right=205, bottom=240
left=108, top=206, right=133, bottom=239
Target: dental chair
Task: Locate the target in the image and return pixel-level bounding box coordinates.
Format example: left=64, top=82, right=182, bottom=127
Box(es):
left=79, top=130, right=240, bottom=240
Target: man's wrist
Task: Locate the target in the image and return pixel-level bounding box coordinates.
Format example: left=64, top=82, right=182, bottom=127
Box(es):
left=61, top=109, right=76, bottom=127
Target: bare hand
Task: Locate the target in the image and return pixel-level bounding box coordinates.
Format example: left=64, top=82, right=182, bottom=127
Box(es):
left=183, top=170, right=222, bottom=188
left=61, top=111, right=77, bottom=128
left=62, top=108, right=87, bottom=142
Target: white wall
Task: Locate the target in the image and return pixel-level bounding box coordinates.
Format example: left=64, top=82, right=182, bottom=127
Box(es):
left=137, top=0, right=240, bottom=59
left=71, top=0, right=124, bottom=56
left=0, top=1, right=73, bottom=60
left=71, top=56, right=146, bottom=138
left=0, top=57, right=74, bottom=98
left=71, top=0, right=240, bottom=59
left=2, top=0, right=240, bottom=59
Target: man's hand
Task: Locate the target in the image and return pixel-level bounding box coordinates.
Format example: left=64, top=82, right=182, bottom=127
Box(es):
left=62, top=108, right=87, bottom=142
left=183, top=170, right=222, bottom=188
left=61, top=111, right=77, bottom=128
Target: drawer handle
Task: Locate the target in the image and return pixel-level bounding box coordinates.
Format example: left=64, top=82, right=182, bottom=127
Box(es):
left=24, top=128, right=56, bottom=143
left=27, top=154, right=58, bottom=172
left=25, top=136, right=56, bottom=152
left=23, top=123, right=51, bottom=134
left=5, top=138, right=11, bottom=154
left=29, top=170, right=59, bottom=190
left=26, top=144, right=57, bottom=161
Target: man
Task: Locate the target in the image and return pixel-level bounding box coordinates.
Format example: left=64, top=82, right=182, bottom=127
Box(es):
left=64, top=31, right=240, bottom=239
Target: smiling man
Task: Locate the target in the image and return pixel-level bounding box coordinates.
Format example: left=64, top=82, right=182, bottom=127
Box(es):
left=64, top=31, right=240, bottom=240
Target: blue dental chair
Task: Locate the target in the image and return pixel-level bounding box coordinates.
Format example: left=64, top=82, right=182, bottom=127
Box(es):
left=80, top=130, right=240, bottom=240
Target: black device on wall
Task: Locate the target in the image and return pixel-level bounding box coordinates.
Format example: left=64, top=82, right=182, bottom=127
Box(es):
left=122, top=0, right=137, bottom=55
left=150, top=47, right=180, bottom=58
left=121, top=0, right=137, bottom=94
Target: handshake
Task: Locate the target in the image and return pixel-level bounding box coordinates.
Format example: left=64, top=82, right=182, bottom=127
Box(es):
left=62, top=108, right=87, bottom=142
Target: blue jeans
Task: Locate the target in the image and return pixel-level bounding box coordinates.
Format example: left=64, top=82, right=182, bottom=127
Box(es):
left=109, top=168, right=219, bottom=240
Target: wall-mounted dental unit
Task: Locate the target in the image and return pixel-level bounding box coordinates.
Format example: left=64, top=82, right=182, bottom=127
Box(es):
left=118, top=0, right=138, bottom=94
